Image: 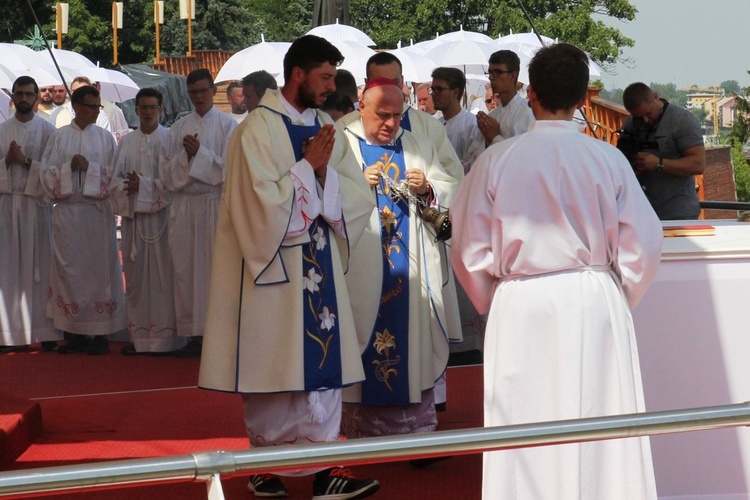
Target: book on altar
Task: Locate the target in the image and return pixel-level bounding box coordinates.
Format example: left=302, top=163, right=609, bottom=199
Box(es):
left=662, top=224, right=716, bottom=237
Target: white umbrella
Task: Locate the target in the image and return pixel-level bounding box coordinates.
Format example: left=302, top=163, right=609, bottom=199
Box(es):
left=35, top=48, right=97, bottom=70
left=424, top=39, right=497, bottom=76
left=0, top=90, right=10, bottom=123
left=307, top=19, right=376, bottom=47
left=496, top=32, right=556, bottom=47
left=333, top=41, right=376, bottom=78
left=439, top=26, right=494, bottom=44
left=0, top=63, right=18, bottom=89
left=82, top=67, right=140, bottom=102
left=0, top=43, right=42, bottom=72
left=385, top=49, right=436, bottom=83
left=402, top=34, right=444, bottom=55
left=215, top=35, right=291, bottom=83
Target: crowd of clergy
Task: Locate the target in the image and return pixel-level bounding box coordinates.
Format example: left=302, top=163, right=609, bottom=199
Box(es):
left=1, top=35, right=665, bottom=500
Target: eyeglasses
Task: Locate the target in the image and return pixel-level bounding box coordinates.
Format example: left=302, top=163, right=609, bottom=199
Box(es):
left=187, top=86, right=213, bottom=96
left=40, top=88, right=53, bottom=93
left=13, top=91, right=37, bottom=99
left=428, top=86, right=452, bottom=95
left=137, top=105, right=161, bottom=111
left=77, top=103, right=104, bottom=110
left=485, top=69, right=515, bottom=78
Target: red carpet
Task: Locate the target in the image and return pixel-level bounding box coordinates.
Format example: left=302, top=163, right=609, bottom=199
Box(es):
left=0, top=344, right=483, bottom=499
left=0, top=392, right=42, bottom=467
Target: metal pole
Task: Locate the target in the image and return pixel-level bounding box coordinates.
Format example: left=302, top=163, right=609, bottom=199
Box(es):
left=1, top=403, right=749, bottom=497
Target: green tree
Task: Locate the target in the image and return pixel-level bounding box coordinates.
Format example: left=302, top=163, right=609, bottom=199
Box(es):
left=159, top=0, right=265, bottom=56
left=721, top=79, right=741, bottom=96
left=649, top=82, right=688, bottom=108
left=1, top=1, right=54, bottom=43
left=731, top=142, right=750, bottom=202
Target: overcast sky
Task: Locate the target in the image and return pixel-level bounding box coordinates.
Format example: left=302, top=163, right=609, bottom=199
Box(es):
left=596, top=0, right=750, bottom=90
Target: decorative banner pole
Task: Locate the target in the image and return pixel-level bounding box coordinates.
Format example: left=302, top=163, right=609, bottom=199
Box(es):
left=179, top=0, right=195, bottom=56
left=154, top=1, right=164, bottom=64
left=56, top=2, right=69, bottom=49
left=112, top=2, right=123, bottom=65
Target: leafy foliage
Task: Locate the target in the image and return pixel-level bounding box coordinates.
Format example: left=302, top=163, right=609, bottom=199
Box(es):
left=19, top=0, right=635, bottom=70
left=731, top=142, right=750, bottom=202
left=0, top=1, right=53, bottom=43
left=720, top=79, right=741, bottom=96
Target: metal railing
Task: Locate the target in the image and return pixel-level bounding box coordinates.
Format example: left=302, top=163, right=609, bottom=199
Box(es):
left=700, top=200, right=750, bottom=211
left=1, top=402, right=749, bottom=498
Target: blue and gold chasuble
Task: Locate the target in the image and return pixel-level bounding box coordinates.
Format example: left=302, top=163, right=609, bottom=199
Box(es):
left=358, top=137, right=411, bottom=405
left=281, top=114, right=342, bottom=391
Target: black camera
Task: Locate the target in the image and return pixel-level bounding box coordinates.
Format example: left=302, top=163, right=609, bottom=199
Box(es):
left=616, top=129, right=660, bottom=170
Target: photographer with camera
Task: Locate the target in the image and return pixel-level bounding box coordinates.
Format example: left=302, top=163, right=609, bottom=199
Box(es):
left=619, top=82, right=706, bottom=220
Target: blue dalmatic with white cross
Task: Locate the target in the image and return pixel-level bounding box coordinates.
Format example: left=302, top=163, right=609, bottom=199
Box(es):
left=280, top=113, right=342, bottom=391
left=358, top=138, right=411, bottom=405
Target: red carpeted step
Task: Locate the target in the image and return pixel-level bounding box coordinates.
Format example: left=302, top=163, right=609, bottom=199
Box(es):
left=0, top=391, right=43, bottom=467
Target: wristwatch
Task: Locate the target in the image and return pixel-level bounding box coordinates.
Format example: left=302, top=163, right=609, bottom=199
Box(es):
left=23, top=157, right=32, bottom=168
left=657, top=157, right=664, bottom=172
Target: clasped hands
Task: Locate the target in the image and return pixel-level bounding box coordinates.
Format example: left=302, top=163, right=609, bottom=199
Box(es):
left=6, top=141, right=28, bottom=169
left=71, top=154, right=89, bottom=172
left=125, top=171, right=140, bottom=195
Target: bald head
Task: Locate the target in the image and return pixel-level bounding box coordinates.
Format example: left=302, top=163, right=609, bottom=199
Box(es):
left=360, top=84, right=404, bottom=145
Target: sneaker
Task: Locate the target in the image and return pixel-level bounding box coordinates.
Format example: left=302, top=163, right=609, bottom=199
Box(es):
left=247, top=474, right=288, bottom=498
left=312, top=468, right=379, bottom=500
left=87, top=336, right=109, bottom=355
left=58, top=335, right=90, bottom=354
left=174, top=338, right=202, bottom=358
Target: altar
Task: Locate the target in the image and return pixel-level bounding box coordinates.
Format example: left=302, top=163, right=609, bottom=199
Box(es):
left=634, top=220, right=750, bottom=499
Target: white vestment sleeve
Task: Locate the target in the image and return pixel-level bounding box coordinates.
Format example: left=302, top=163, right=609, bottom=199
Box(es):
left=287, top=159, right=321, bottom=237
left=611, top=157, right=664, bottom=308
left=0, top=158, right=8, bottom=193
left=318, top=165, right=345, bottom=239
left=449, top=155, right=497, bottom=315
left=24, top=160, right=43, bottom=196
left=187, top=143, right=226, bottom=186
left=82, top=163, right=106, bottom=198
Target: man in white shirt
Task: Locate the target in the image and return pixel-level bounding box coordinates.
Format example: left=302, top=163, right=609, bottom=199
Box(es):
left=0, top=76, right=61, bottom=352
left=159, top=68, right=237, bottom=357
left=40, top=85, right=126, bottom=355
left=472, top=50, right=535, bottom=161
left=431, top=67, right=480, bottom=172
left=451, top=43, right=662, bottom=500
left=111, top=88, right=178, bottom=356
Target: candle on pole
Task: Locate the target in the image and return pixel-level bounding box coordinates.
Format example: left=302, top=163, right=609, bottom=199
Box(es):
left=112, top=2, right=123, bottom=65
left=179, top=0, right=195, bottom=57
left=154, top=1, right=164, bottom=64
left=56, top=3, right=69, bottom=49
